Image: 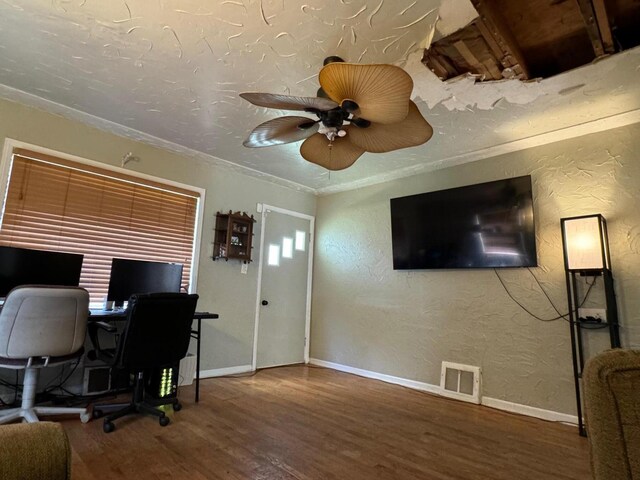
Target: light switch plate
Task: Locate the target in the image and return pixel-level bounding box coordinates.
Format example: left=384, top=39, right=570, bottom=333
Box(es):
left=241, top=263, right=248, bottom=274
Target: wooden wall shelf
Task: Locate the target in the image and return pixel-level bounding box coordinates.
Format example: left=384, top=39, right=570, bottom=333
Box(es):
left=213, top=211, right=255, bottom=263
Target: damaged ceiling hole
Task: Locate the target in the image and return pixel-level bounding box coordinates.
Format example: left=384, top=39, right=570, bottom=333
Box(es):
left=423, top=0, right=640, bottom=83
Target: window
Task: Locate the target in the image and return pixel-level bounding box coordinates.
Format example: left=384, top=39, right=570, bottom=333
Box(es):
left=295, top=230, right=306, bottom=251
left=267, top=244, right=280, bottom=266
left=282, top=237, right=293, bottom=259
left=0, top=147, right=201, bottom=304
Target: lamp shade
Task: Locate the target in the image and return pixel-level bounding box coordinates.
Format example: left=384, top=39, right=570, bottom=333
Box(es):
left=561, top=214, right=610, bottom=271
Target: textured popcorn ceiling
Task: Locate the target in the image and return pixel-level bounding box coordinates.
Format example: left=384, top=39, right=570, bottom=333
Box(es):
left=0, top=0, right=639, bottom=193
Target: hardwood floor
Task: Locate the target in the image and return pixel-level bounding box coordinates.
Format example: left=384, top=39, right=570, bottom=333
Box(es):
left=62, top=365, right=591, bottom=480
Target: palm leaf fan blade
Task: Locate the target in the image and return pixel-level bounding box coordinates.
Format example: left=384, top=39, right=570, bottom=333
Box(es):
left=348, top=101, right=433, bottom=153
left=243, top=116, right=319, bottom=148
left=319, top=63, right=413, bottom=125
left=240, top=93, right=338, bottom=111
left=300, top=132, right=365, bottom=171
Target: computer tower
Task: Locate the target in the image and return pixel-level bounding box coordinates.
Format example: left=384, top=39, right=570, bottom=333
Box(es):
left=83, top=366, right=111, bottom=395
left=83, top=366, right=131, bottom=395
left=145, top=364, right=179, bottom=405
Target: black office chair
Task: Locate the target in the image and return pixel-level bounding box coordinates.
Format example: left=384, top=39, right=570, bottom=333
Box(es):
left=89, top=292, right=198, bottom=433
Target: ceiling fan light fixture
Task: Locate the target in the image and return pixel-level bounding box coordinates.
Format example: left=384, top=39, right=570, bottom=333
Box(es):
left=318, top=124, right=345, bottom=142
left=240, top=57, right=433, bottom=171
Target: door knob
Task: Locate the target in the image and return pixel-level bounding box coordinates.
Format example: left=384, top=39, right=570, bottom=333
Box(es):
left=261, top=300, right=269, bottom=306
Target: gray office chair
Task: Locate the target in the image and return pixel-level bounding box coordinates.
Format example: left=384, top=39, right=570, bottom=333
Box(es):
left=0, top=286, right=91, bottom=424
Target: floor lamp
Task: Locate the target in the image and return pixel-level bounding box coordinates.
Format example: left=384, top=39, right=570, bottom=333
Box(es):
left=561, top=214, right=620, bottom=436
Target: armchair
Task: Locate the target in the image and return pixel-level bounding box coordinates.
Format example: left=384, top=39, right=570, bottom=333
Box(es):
left=583, top=348, right=640, bottom=480
left=0, top=422, right=72, bottom=480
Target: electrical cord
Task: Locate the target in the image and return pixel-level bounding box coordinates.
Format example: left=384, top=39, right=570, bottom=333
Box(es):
left=0, top=372, right=19, bottom=407
left=42, top=357, right=82, bottom=397
left=494, top=268, right=596, bottom=322
left=0, top=378, right=18, bottom=390
left=527, top=267, right=597, bottom=317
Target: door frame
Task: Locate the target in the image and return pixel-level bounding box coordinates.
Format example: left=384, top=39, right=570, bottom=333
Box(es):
left=251, top=204, right=315, bottom=371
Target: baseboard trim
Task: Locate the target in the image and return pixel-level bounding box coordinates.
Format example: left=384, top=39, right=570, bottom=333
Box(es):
left=309, top=358, right=578, bottom=426
left=481, top=397, right=578, bottom=425
left=309, top=358, right=441, bottom=395
left=199, top=364, right=253, bottom=378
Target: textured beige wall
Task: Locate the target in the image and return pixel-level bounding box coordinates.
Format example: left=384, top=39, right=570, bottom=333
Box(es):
left=311, top=122, right=640, bottom=415
left=0, top=97, right=316, bottom=371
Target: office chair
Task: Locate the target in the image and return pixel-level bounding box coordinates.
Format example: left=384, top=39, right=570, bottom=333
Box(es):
left=90, top=292, right=198, bottom=433
left=0, top=286, right=91, bottom=424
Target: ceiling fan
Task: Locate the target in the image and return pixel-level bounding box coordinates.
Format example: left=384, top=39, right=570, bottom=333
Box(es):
left=240, top=56, right=433, bottom=171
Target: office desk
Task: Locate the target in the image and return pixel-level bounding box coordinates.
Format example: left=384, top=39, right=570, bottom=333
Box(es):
left=89, top=310, right=218, bottom=402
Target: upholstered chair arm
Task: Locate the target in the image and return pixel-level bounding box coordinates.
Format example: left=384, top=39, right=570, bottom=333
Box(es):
left=0, top=422, right=71, bottom=480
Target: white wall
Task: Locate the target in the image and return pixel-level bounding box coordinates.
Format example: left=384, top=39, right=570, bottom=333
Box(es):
left=311, top=122, right=640, bottom=415
left=0, top=97, right=316, bottom=373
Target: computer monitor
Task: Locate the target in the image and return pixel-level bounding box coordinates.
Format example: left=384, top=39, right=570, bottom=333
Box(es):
left=0, top=245, right=84, bottom=297
left=107, top=258, right=183, bottom=307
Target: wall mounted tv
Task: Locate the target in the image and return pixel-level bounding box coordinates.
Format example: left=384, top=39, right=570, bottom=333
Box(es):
left=390, top=175, right=537, bottom=270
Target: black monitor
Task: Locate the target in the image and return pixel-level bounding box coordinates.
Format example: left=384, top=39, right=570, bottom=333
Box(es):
left=107, top=258, right=183, bottom=307
left=0, top=246, right=84, bottom=297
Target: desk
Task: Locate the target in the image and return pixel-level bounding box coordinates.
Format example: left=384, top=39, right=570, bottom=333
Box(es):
left=89, top=309, right=218, bottom=402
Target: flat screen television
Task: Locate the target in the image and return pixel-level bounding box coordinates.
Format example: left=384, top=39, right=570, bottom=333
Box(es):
left=390, top=175, right=537, bottom=269
left=107, top=258, right=183, bottom=307
left=0, top=246, right=84, bottom=297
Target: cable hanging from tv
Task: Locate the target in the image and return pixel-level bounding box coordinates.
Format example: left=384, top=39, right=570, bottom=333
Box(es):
left=494, top=268, right=596, bottom=323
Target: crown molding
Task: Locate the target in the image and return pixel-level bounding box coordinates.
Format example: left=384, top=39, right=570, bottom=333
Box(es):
left=2, top=83, right=639, bottom=198
left=0, top=84, right=316, bottom=195
left=316, top=107, right=640, bottom=195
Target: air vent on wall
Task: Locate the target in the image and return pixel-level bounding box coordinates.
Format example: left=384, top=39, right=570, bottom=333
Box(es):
left=440, top=361, right=482, bottom=404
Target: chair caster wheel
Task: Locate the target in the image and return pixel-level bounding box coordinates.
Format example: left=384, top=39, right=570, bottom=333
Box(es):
left=93, top=409, right=103, bottom=419
left=103, top=421, right=115, bottom=433
left=172, top=402, right=182, bottom=411
left=80, top=412, right=91, bottom=424
left=159, top=416, right=170, bottom=427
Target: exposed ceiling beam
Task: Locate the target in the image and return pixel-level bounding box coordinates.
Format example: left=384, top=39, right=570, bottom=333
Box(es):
left=591, top=0, right=615, bottom=54
left=575, top=0, right=606, bottom=57
left=470, top=0, right=530, bottom=79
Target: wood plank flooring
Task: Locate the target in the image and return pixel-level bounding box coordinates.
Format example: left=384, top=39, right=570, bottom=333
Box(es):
left=62, top=365, right=591, bottom=480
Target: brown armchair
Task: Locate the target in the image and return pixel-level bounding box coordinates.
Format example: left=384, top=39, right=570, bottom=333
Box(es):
left=0, top=422, right=71, bottom=480
left=583, top=348, right=640, bottom=480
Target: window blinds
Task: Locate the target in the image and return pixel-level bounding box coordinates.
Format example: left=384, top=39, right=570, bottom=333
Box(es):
left=0, top=148, right=200, bottom=304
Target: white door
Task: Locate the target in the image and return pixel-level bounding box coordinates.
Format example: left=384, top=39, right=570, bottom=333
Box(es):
left=255, top=207, right=313, bottom=369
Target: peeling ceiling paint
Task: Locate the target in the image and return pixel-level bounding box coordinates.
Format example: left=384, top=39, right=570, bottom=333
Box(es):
left=432, top=0, right=477, bottom=40
left=0, top=0, right=639, bottom=193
